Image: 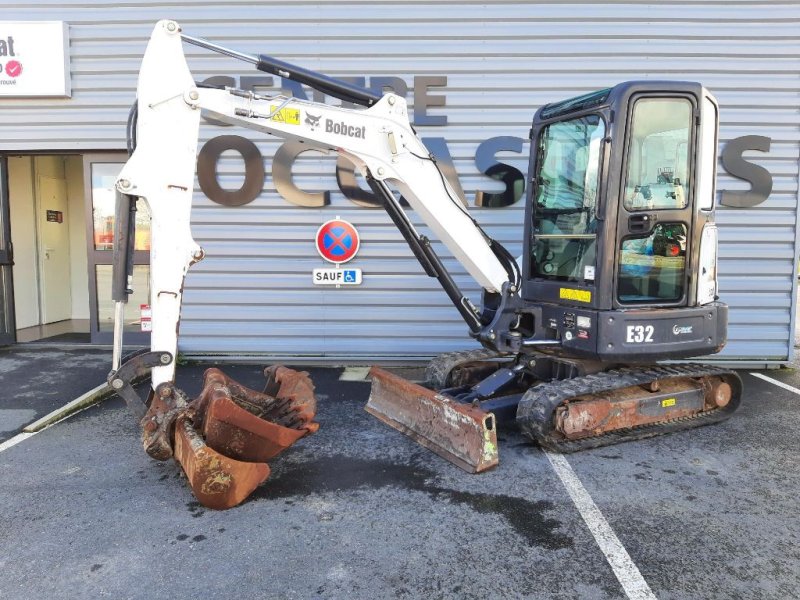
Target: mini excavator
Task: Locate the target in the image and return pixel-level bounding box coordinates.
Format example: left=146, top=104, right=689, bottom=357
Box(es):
left=108, top=21, right=741, bottom=508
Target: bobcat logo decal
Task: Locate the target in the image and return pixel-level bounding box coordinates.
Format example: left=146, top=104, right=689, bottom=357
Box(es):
left=305, top=112, right=322, bottom=130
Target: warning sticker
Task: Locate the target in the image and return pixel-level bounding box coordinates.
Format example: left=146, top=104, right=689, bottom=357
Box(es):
left=559, top=288, right=592, bottom=303
left=270, top=106, right=300, bottom=125
left=140, top=304, right=152, bottom=332
left=661, top=398, right=677, bottom=408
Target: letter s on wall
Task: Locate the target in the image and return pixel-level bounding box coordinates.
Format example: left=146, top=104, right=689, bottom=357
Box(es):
left=719, top=135, right=773, bottom=208
left=474, top=136, right=526, bottom=207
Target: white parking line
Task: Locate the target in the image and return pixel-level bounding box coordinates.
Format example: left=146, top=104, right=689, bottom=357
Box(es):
left=0, top=383, right=112, bottom=454
left=749, top=372, right=800, bottom=396
left=545, top=450, right=658, bottom=600
left=0, top=432, right=35, bottom=454
left=339, top=366, right=371, bottom=381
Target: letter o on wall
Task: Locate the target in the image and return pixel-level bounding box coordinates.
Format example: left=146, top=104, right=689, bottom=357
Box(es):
left=197, top=135, right=265, bottom=206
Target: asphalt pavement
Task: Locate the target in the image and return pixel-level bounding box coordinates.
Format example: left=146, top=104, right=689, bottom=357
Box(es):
left=0, top=345, right=112, bottom=443
left=1, top=347, right=799, bottom=599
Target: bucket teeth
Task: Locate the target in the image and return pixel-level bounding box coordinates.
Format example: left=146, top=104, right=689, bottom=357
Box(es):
left=142, top=366, right=319, bottom=510
left=198, top=368, right=318, bottom=463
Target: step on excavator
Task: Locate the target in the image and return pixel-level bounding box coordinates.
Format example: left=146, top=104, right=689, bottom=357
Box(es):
left=108, top=20, right=742, bottom=509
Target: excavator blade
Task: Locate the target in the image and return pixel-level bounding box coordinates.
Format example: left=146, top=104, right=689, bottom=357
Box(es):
left=366, top=367, right=498, bottom=473
left=173, top=415, right=271, bottom=510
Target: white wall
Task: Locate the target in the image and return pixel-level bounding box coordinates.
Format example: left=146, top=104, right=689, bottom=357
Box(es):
left=8, top=156, right=38, bottom=329
left=65, top=156, right=89, bottom=320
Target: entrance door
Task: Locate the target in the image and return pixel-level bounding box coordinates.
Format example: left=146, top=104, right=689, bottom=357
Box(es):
left=0, top=158, right=16, bottom=344
left=36, top=175, right=72, bottom=323
left=84, top=154, right=150, bottom=344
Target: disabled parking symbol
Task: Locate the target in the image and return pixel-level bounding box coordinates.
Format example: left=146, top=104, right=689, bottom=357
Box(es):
left=343, top=270, right=356, bottom=283
left=315, top=219, right=360, bottom=264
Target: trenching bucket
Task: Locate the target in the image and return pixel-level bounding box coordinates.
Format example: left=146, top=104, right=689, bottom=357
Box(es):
left=365, top=367, right=498, bottom=473
left=146, top=366, right=319, bottom=510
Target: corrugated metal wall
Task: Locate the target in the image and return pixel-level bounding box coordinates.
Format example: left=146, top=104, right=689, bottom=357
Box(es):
left=1, top=1, right=798, bottom=362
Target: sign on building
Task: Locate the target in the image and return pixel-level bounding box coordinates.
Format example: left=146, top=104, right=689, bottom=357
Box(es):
left=0, top=22, right=70, bottom=98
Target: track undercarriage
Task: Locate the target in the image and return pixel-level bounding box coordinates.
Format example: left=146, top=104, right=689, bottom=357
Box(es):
left=367, top=349, right=742, bottom=471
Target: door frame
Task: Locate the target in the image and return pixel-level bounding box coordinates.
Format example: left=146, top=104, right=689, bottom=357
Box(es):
left=83, top=152, right=150, bottom=345
left=0, top=156, right=17, bottom=345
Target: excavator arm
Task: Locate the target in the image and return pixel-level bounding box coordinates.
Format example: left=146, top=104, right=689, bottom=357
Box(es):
left=111, top=19, right=513, bottom=391
left=107, top=20, right=516, bottom=507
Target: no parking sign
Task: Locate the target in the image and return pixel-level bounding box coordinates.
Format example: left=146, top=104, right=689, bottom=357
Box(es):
left=313, top=219, right=362, bottom=286
left=315, top=219, right=360, bottom=264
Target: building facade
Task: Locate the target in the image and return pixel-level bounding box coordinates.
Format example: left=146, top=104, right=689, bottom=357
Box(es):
left=0, top=1, right=797, bottom=365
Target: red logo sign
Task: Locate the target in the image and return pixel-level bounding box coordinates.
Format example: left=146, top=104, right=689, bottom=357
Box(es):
left=315, top=219, right=360, bottom=264
left=5, top=60, right=21, bottom=78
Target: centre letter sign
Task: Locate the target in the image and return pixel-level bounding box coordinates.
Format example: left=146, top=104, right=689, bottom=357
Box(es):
left=0, top=22, right=70, bottom=98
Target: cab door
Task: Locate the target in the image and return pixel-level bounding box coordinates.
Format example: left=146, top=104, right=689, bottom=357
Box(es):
left=615, top=95, right=698, bottom=308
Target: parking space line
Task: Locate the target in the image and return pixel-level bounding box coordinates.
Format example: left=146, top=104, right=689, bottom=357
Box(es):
left=749, top=372, right=800, bottom=396
left=339, top=366, right=371, bottom=381
left=0, top=432, right=35, bottom=454
left=1, top=383, right=112, bottom=454
left=545, top=450, right=658, bottom=600
left=23, top=383, right=111, bottom=433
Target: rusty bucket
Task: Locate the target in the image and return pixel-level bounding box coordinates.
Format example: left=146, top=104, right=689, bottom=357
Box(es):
left=173, top=415, right=272, bottom=511
left=195, top=367, right=319, bottom=463
left=149, top=366, right=319, bottom=510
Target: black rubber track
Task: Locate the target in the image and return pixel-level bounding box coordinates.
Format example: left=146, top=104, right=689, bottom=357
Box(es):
left=516, top=363, right=743, bottom=452
left=424, top=348, right=508, bottom=388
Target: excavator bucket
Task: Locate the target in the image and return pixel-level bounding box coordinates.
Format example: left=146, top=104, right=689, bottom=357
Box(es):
left=366, top=367, right=498, bottom=473
left=145, top=366, right=319, bottom=510
left=195, top=367, right=319, bottom=463
left=173, top=415, right=271, bottom=511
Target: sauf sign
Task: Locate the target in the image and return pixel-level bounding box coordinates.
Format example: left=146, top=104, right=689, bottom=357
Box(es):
left=197, top=75, right=774, bottom=210
left=0, top=22, right=70, bottom=97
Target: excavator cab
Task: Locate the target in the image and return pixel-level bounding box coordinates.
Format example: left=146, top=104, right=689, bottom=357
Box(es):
left=369, top=81, right=739, bottom=465
left=520, top=82, right=725, bottom=362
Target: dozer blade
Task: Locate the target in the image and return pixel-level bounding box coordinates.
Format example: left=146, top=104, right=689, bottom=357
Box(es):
left=173, top=415, right=271, bottom=510
left=366, top=366, right=498, bottom=473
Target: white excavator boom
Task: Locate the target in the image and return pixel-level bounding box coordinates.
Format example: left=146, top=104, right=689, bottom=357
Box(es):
left=113, top=20, right=511, bottom=390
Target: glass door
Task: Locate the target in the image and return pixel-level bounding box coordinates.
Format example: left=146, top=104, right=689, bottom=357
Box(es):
left=83, top=154, right=151, bottom=344
left=616, top=96, right=695, bottom=306
left=0, top=157, right=16, bottom=345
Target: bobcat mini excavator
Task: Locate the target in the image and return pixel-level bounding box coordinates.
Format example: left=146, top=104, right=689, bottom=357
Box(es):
left=108, top=20, right=742, bottom=508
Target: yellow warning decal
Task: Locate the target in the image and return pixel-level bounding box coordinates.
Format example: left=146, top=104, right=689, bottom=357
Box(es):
left=270, top=106, right=301, bottom=125
left=559, top=288, right=592, bottom=303
left=661, top=398, right=677, bottom=408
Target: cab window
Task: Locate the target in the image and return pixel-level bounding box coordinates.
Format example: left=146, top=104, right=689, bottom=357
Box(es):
left=532, top=114, right=604, bottom=282
left=623, top=98, right=692, bottom=211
